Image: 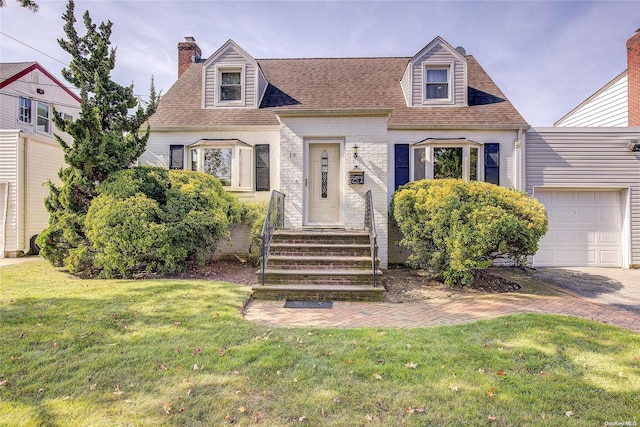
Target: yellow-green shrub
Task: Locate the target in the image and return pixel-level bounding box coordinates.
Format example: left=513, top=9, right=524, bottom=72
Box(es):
left=392, top=179, right=548, bottom=286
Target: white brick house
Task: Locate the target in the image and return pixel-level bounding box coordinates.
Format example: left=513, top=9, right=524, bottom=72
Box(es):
left=141, top=37, right=529, bottom=267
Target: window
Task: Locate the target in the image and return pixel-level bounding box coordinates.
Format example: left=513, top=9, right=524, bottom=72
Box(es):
left=188, top=139, right=256, bottom=190
left=36, top=102, right=50, bottom=133
left=19, top=97, right=31, bottom=123
left=405, top=139, right=487, bottom=183
left=255, top=144, right=270, bottom=191
left=220, top=71, right=241, bottom=101
left=169, top=145, right=184, bottom=169
left=423, top=64, right=453, bottom=103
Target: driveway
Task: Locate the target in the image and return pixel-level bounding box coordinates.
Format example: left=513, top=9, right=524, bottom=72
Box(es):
left=531, top=267, right=640, bottom=315
left=0, top=255, right=40, bottom=267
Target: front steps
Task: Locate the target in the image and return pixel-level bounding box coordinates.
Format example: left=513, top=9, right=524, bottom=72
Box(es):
left=252, top=229, right=384, bottom=302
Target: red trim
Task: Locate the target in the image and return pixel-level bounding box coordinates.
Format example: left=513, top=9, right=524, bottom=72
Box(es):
left=0, top=62, right=82, bottom=103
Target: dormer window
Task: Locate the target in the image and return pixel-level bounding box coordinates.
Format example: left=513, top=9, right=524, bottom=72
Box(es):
left=220, top=71, right=241, bottom=101
left=215, top=65, right=245, bottom=106
left=423, top=63, right=454, bottom=104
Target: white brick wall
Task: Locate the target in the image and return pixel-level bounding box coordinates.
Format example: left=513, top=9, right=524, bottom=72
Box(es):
left=278, top=115, right=389, bottom=267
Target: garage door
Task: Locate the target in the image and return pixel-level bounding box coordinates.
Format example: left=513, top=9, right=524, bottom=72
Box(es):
left=533, top=189, right=622, bottom=267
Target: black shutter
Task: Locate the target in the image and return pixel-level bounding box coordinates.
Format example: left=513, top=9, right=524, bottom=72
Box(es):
left=394, top=144, right=410, bottom=190
left=255, top=144, right=270, bottom=191
left=484, top=143, right=499, bottom=185
left=169, top=145, right=184, bottom=169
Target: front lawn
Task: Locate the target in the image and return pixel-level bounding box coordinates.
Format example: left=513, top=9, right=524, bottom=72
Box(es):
left=1, top=260, right=638, bottom=426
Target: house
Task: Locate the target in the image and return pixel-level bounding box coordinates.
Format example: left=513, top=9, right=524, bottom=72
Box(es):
left=0, top=62, right=81, bottom=257
left=142, top=36, right=529, bottom=272
left=525, top=29, right=640, bottom=268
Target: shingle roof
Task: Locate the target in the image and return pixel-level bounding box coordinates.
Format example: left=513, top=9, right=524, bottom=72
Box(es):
left=149, top=56, right=528, bottom=128
left=0, top=62, right=37, bottom=82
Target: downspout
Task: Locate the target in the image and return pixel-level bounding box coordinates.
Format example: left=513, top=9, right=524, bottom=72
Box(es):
left=515, top=128, right=526, bottom=192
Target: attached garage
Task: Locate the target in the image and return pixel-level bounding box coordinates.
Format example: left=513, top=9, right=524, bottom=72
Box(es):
left=525, top=128, right=640, bottom=269
left=533, top=189, right=623, bottom=267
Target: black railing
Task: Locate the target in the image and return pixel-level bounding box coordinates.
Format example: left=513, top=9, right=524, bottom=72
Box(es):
left=364, top=190, right=378, bottom=287
left=260, top=190, right=286, bottom=285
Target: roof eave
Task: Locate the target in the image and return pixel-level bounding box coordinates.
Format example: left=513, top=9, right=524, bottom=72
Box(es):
left=388, top=123, right=531, bottom=131
left=274, top=108, right=393, bottom=118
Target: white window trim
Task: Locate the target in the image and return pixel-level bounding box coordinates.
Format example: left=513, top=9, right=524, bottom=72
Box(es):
left=214, top=64, right=246, bottom=107
left=18, top=96, right=32, bottom=124
left=411, top=139, right=484, bottom=182
left=36, top=101, right=51, bottom=135
left=188, top=141, right=253, bottom=191
left=422, top=62, right=454, bottom=105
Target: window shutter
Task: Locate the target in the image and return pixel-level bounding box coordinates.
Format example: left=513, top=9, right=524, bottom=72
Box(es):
left=394, top=144, right=410, bottom=190
left=255, top=144, right=270, bottom=191
left=484, top=143, right=499, bottom=185
left=169, top=145, right=184, bottom=169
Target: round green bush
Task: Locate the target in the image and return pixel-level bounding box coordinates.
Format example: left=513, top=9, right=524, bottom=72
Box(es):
left=80, top=167, right=242, bottom=278
left=392, top=179, right=548, bottom=286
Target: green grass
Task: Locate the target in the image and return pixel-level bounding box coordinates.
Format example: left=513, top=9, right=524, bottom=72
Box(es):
left=1, top=260, right=639, bottom=426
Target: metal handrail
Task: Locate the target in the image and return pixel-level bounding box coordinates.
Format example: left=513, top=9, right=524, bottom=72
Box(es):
left=260, top=190, right=286, bottom=285
left=364, top=190, right=378, bottom=287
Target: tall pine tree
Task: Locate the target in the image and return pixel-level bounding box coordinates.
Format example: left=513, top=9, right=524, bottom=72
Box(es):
left=38, top=0, right=157, bottom=271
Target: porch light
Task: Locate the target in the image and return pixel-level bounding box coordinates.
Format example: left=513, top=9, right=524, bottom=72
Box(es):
left=352, top=144, right=359, bottom=159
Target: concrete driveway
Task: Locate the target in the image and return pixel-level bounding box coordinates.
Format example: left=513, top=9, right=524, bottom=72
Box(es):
left=531, top=267, right=640, bottom=316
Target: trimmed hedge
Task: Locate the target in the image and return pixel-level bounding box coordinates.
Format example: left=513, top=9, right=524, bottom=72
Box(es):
left=392, top=179, right=548, bottom=286
left=70, top=167, right=242, bottom=278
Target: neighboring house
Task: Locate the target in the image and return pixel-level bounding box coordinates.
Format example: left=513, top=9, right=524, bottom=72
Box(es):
left=142, top=36, right=529, bottom=267
left=526, top=29, right=640, bottom=268
left=0, top=62, right=81, bottom=257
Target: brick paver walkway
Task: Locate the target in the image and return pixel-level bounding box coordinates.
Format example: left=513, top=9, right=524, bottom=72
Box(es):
left=244, top=291, right=640, bottom=332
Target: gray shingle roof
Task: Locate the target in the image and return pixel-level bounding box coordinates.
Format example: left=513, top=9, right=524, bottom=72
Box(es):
left=149, top=56, right=528, bottom=128
left=0, top=62, right=37, bottom=82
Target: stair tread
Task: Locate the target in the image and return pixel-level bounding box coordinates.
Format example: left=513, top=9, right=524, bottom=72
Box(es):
left=275, top=230, right=368, bottom=236
left=271, top=243, right=370, bottom=247
left=268, top=255, right=372, bottom=261
left=259, top=268, right=383, bottom=276
left=252, top=284, right=383, bottom=291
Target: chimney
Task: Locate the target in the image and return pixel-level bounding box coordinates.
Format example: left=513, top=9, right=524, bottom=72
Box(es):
left=628, top=29, right=640, bottom=126
left=178, top=36, right=202, bottom=78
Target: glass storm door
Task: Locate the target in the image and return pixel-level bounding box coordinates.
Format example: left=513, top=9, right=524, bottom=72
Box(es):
left=307, top=143, right=341, bottom=224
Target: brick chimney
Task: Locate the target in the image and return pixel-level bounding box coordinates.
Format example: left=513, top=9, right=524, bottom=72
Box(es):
left=178, top=36, right=202, bottom=78
left=628, top=29, right=640, bottom=126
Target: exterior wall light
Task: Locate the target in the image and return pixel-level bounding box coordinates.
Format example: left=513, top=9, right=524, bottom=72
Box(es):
left=353, top=144, right=359, bottom=159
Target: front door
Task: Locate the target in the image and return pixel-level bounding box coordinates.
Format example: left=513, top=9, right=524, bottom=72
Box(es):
left=307, top=142, right=341, bottom=225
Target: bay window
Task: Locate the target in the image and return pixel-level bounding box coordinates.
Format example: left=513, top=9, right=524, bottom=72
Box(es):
left=188, top=139, right=254, bottom=190
left=410, top=139, right=484, bottom=183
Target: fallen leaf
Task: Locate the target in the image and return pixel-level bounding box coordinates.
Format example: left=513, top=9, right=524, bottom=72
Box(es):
left=374, top=374, right=382, bottom=381
left=113, top=386, right=123, bottom=395
left=89, top=384, right=97, bottom=391
left=377, top=358, right=385, bottom=365
left=540, top=370, right=547, bottom=375
left=185, top=388, right=192, bottom=396
left=332, top=396, right=340, bottom=403
left=405, top=362, right=418, bottom=369
left=406, top=344, right=412, bottom=349
left=488, top=415, right=497, bottom=422
left=62, top=396, right=70, bottom=401
left=293, top=377, right=298, bottom=382
left=11, top=356, right=20, bottom=361
left=224, top=414, right=232, bottom=422
left=178, top=407, right=185, bottom=413
left=299, top=416, right=308, bottom=422
left=451, top=370, right=457, bottom=377
left=404, top=407, right=415, bottom=414
left=51, top=342, right=58, bottom=350
left=365, top=414, right=374, bottom=421
left=565, top=411, right=574, bottom=417
left=172, top=321, right=181, bottom=325
left=239, top=406, right=247, bottom=412
left=349, top=370, right=354, bottom=375
left=496, top=370, right=506, bottom=376
left=449, top=385, right=459, bottom=392
left=519, top=353, right=525, bottom=360
left=478, top=368, right=486, bottom=374
left=219, top=347, right=227, bottom=357
left=276, top=370, right=282, bottom=375
left=38, top=388, right=45, bottom=393
left=195, top=347, right=202, bottom=355
left=193, top=364, right=200, bottom=371
left=124, top=399, right=134, bottom=404
left=344, top=359, right=353, bottom=365
left=0, top=380, right=8, bottom=387
left=158, top=364, right=167, bottom=370
left=618, top=371, right=626, bottom=378
left=486, top=386, right=496, bottom=398
left=415, top=407, right=426, bottom=413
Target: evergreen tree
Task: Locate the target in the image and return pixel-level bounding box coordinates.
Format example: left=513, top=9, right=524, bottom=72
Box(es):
left=37, top=0, right=157, bottom=271
left=0, top=0, right=39, bottom=12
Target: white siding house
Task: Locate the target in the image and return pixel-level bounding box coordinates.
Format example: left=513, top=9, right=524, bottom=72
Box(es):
left=0, top=62, right=81, bottom=257
left=143, top=37, right=529, bottom=266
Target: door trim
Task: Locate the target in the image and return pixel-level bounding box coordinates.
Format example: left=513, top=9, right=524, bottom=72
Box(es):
left=303, top=139, right=344, bottom=226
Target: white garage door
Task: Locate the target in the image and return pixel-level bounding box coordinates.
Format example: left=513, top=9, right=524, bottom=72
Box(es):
left=533, top=189, right=622, bottom=267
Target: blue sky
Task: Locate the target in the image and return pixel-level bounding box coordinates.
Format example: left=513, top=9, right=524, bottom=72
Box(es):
left=1, top=0, right=639, bottom=125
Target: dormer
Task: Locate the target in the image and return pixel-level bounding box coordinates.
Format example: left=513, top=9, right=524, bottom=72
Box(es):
left=401, top=36, right=468, bottom=107
left=202, top=40, right=268, bottom=109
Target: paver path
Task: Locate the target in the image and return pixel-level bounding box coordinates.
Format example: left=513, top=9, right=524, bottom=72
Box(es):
left=244, top=291, right=640, bottom=332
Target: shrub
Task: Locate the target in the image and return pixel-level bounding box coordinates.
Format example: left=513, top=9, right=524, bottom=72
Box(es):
left=78, top=167, right=241, bottom=278
left=392, top=179, right=548, bottom=286
left=240, top=201, right=268, bottom=266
